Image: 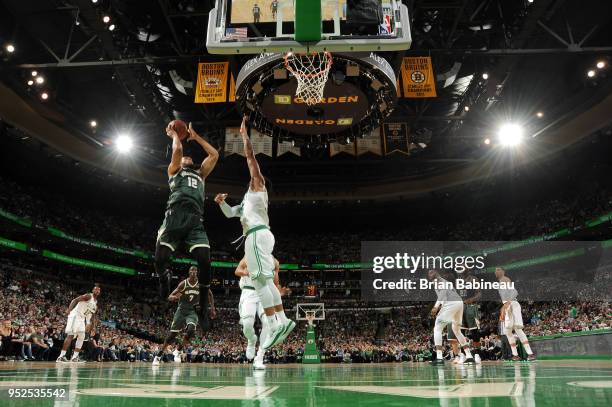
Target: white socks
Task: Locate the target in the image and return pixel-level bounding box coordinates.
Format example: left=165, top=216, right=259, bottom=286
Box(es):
left=436, top=350, right=443, bottom=359
left=276, top=309, right=288, bottom=324
left=59, top=350, right=66, bottom=358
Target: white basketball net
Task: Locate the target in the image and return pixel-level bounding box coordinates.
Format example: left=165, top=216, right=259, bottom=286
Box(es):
left=284, top=52, right=333, bottom=106
left=305, top=311, right=317, bottom=327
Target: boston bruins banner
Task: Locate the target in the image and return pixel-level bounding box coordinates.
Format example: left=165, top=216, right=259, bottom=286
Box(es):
left=224, top=127, right=245, bottom=157
left=401, top=57, right=437, bottom=98
left=330, top=141, right=356, bottom=157
left=251, top=131, right=273, bottom=157
left=356, top=128, right=382, bottom=156
left=194, top=62, right=229, bottom=103
left=277, top=140, right=301, bottom=157
left=383, top=123, right=410, bottom=155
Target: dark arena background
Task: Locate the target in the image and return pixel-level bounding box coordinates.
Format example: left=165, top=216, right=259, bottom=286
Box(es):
left=0, top=0, right=612, bottom=406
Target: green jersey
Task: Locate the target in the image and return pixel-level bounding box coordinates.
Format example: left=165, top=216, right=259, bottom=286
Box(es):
left=179, top=279, right=200, bottom=308
left=167, top=167, right=205, bottom=214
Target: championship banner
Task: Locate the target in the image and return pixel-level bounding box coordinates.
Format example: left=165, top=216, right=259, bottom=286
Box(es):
left=356, top=128, right=382, bottom=156
left=194, top=62, right=229, bottom=103
left=330, top=141, right=356, bottom=157
left=401, top=56, right=437, bottom=98
left=251, top=131, right=273, bottom=157
left=277, top=140, right=301, bottom=157
left=383, top=123, right=410, bottom=155
left=224, top=127, right=245, bottom=157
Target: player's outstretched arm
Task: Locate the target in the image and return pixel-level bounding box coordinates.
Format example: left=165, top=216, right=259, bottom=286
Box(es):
left=168, top=281, right=186, bottom=302
left=239, top=117, right=265, bottom=192
left=167, top=125, right=183, bottom=178
left=215, top=193, right=241, bottom=218
left=187, top=123, right=219, bottom=179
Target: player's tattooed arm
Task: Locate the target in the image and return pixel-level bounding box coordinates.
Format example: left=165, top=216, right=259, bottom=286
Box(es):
left=167, top=124, right=183, bottom=178
left=187, top=122, right=219, bottom=179
left=67, top=293, right=92, bottom=315
left=168, top=281, right=186, bottom=302
left=215, top=193, right=241, bottom=218
left=239, top=116, right=265, bottom=191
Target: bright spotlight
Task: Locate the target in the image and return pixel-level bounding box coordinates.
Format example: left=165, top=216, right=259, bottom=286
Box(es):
left=41, top=92, right=49, bottom=100
left=103, top=15, right=111, bottom=23
left=464, top=106, right=470, bottom=112
left=31, top=70, right=38, bottom=77
left=27, top=80, right=34, bottom=86
left=484, top=138, right=491, bottom=145
left=35, top=76, right=44, bottom=84
left=587, top=70, right=596, bottom=78
left=482, top=72, right=489, bottom=80
left=536, top=111, right=544, bottom=118
left=6, top=44, right=15, bottom=53
left=90, top=120, right=97, bottom=128
left=596, top=61, right=606, bottom=69
left=115, top=135, right=133, bottom=153
left=498, top=123, right=524, bottom=146
left=91, top=0, right=99, bottom=3
left=108, top=24, right=116, bottom=31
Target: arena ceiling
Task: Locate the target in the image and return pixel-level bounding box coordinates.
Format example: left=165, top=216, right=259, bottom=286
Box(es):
left=1, top=0, right=612, bottom=200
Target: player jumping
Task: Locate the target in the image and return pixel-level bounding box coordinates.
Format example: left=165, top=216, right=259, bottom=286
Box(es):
left=153, top=266, right=215, bottom=365
left=428, top=270, right=475, bottom=366
left=57, top=284, right=100, bottom=363
left=215, top=116, right=295, bottom=351
left=236, top=256, right=289, bottom=369
left=496, top=267, right=536, bottom=361
left=155, top=122, right=218, bottom=330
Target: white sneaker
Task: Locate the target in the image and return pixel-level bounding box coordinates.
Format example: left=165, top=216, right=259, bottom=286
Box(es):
left=253, top=357, right=266, bottom=370
left=173, top=350, right=181, bottom=363
left=70, top=356, right=85, bottom=363
left=475, top=354, right=482, bottom=364
left=452, top=356, right=460, bottom=364
left=277, top=320, right=296, bottom=344
left=152, top=356, right=161, bottom=366
left=56, top=356, right=69, bottom=363
left=459, top=354, right=466, bottom=364
left=246, top=342, right=256, bottom=360
left=263, top=323, right=285, bottom=350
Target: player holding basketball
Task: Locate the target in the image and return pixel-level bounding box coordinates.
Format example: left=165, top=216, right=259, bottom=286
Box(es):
left=155, top=121, right=218, bottom=330
left=448, top=269, right=482, bottom=364
left=236, top=256, right=288, bottom=369
left=428, top=270, right=475, bottom=365
left=496, top=267, right=536, bottom=361
left=153, top=266, right=215, bottom=365
left=56, top=284, right=100, bottom=362
left=215, top=116, right=295, bottom=351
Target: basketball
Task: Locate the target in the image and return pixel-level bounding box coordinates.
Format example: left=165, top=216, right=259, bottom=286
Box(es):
left=169, top=119, right=189, bottom=140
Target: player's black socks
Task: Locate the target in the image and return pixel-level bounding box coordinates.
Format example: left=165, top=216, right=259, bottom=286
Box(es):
left=199, top=284, right=210, bottom=331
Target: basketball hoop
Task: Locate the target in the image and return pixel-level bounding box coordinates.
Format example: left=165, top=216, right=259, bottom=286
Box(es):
left=284, top=51, right=333, bottom=106
left=305, top=311, right=317, bottom=327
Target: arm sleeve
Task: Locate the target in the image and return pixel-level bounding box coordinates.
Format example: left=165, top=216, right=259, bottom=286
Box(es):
left=220, top=201, right=241, bottom=218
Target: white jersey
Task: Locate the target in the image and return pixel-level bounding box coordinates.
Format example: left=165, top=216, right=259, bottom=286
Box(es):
left=240, top=188, right=269, bottom=233
left=69, top=294, right=97, bottom=319
left=498, top=282, right=518, bottom=303
left=434, top=277, right=462, bottom=306
left=239, top=275, right=260, bottom=301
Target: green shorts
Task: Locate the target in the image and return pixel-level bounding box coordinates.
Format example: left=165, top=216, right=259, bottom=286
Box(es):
left=156, top=205, right=209, bottom=252
left=448, top=304, right=480, bottom=340
left=170, top=306, right=198, bottom=332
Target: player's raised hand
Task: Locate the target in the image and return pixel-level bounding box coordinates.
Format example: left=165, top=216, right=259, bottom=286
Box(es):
left=166, top=123, right=178, bottom=139
left=240, top=116, right=248, bottom=137
left=214, top=193, right=227, bottom=204
left=187, top=122, right=198, bottom=141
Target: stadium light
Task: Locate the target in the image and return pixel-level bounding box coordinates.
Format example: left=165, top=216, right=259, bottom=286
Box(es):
left=91, top=0, right=99, bottom=3
left=108, top=24, right=116, bottom=31
left=464, top=106, right=470, bottom=112
left=596, top=61, right=606, bottom=69
left=103, top=15, right=111, bottom=23
left=536, top=111, right=544, bottom=118
left=498, top=123, right=524, bottom=146
left=484, top=138, right=491, bottom=145
left=482, top=72, right=489, bottom=80
left=31, top=70, right=38, bottom=77
left=5, top=44, right=15, bottom=53
left=90, top=120, right=97, bottom=128
left=587, top=70, right=596, bottom=78
left=27, top=80, right=34, bottom=86
left=41, top=92, right=49, bottom=100
left=115, top=134, right=133, bottom=153
left=35, top=76, right=44, bottom=84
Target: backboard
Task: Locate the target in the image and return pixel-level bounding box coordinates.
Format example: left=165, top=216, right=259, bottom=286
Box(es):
left=207, top=0, right=412, bottom=54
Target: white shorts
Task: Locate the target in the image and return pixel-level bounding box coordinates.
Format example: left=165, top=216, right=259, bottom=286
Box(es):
left=503, top=301, right=524, bottom=329
left=244, top=228, right=275, bottom=280
left=65, top=314, right=86, bottom=335
left=436, top=301, right=463, bottom=326
left=239, top=291, right=265, bottom=324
